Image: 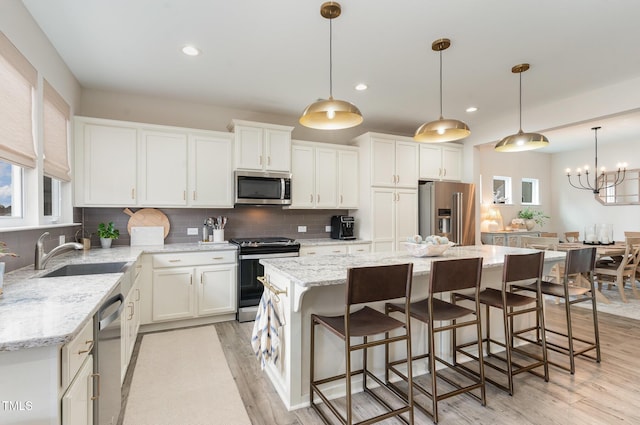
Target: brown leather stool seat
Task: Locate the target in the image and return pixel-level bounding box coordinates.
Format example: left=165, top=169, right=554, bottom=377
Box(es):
left=310, top=263, right=415, bottom=425
left=386, top=257, right=486, bottom=424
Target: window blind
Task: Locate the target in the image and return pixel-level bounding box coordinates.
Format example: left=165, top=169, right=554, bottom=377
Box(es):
left=43, top=80, right=71, bottom=181
left=0, top=32, right=37, bottom=168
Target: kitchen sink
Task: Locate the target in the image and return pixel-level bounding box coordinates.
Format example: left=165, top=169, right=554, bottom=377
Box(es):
left=40, top=261, right=129, bottom=278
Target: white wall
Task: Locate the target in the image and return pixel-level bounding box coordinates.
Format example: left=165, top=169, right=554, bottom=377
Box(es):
left=478, top=144, right=552, bottom=231
left=552, top=140, right=640, bottom=241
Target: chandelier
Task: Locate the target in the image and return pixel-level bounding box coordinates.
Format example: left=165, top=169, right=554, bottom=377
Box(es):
left=566, top=126, right=627, bottom=194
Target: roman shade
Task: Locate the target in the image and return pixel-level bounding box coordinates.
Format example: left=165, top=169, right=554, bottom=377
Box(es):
left=0, top=32, right=37, bottom=169
left=43, top=80, right=71, bottom=181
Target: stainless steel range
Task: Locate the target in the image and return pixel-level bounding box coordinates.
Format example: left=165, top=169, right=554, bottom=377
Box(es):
left=230, top=237, right=300, bottom=322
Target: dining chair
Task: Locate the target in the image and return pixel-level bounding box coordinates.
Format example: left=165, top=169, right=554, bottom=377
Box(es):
left=540, top=232, right=558, bottom=237
left=455, top=251, right=549, bottom=395
left=521, top=236, right=562, bottom=282
left=564, top=231, right=580, bottom=243
left=310, top=263, right=414, bottom=425
left=513, top=247, right=600, bottom=374
left=385, top=257, right=485, bottom=423
left=628, top=232, right=640, bottom=280
left=594, top=237, right=640, bottom=302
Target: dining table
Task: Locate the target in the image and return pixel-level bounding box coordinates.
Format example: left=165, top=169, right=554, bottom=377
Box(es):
left=546, top=242, right=628, bottom=304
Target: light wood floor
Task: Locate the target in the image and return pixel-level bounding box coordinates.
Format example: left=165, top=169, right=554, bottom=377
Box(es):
left=215, top=301, right=640, bottom=425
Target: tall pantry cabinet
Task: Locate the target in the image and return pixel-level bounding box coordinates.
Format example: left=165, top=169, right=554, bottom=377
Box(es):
left=351, top=133, right=419, bottom=252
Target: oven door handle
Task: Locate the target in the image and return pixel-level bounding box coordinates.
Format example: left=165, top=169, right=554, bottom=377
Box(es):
left=98, top=293, right=124, bottom=330
left=238, top=252, right=299, bottom=260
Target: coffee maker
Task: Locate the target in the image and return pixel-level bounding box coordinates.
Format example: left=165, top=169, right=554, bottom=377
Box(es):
left=331, top=215, right=356, bottom=240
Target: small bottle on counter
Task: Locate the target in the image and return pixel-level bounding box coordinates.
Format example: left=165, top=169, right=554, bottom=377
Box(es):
left=202, top=226, right=208, bottom=242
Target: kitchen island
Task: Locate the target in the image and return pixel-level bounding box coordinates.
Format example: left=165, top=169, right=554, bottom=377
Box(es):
left=259, top=244, right=566, bottom=410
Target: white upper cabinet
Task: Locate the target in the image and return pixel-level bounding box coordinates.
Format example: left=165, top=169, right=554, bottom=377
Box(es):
left=355, top=133, right=419, bottom=189
left=229, top=119, right=293, bottom=172
left=337, top=149, right=359, bottom=208
left=419, top=143, right=463, bottom=181
left=75, top=119, right=138, bottom=206
left=139, top=130, right=188, bottom=206
left=290, top=140, right=358, bottom=209
left=74, top=117, right=234, bottom=208
left=188, top=133, right=233, bottom=207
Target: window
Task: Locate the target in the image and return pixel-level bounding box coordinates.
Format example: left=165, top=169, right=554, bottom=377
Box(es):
left=0, top=160, right=23, bottom=218
left=521, top=178, right=539, bottom=205
left=43, top=175, right=61, bottom=220
left=492, top=176, right=512, bottom=204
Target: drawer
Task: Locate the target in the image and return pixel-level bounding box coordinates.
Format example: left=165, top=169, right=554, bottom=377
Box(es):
left=61, top=319, right=94, bottom=388
left=347, top=243, right=371, bottom=254
left=152, top=250, right=236, bottom=268
left=300, top=245, right=348, bottom=256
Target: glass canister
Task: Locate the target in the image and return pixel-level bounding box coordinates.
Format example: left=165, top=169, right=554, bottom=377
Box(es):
left=597, top=224, right=613, bottom=244
left=584, top=225, right=597, bottom=243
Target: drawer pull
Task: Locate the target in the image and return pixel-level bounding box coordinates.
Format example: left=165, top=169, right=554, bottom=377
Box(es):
left=128, top=302, right=134, bottom=320
left=168, top=259, right=181, bottom=263
left=91, top=373, right=100, bottom=400
left=212, top=257, right=224, bottom=260
left=78, top=340, right=94, bottom=355
left=332, top=250, right=341, bottom=253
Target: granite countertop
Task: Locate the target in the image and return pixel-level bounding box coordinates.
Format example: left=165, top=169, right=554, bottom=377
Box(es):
left=297, top=238, right=371, bottom=246
left=0, top=242, right=237, bottom=352
left=261, top=244, right=566, bottom=288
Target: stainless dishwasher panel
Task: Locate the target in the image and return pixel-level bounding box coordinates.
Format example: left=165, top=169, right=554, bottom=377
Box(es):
left=94, top=283, right=124, bottom=425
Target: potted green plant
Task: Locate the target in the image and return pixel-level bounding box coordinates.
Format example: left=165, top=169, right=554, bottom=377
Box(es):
left=517, top=207, right=549, bottom=230
left=97, top=222, right=120, bottom=248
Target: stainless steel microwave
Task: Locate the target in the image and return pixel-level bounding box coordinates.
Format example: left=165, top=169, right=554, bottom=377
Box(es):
left=234, top=170, right=292, bottom=205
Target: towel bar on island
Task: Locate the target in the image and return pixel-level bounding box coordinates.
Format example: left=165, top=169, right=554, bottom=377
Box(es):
left=257, top=276, right=287, bottom=302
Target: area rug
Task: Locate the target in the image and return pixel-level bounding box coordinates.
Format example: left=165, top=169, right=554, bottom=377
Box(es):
left=122, top=326, right=251, bottom=425
left=574, top=286, right=640, bottom=321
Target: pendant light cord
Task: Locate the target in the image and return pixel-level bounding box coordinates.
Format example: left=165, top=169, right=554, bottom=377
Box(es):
left=518, top=72, right=523, bottom=132
left=439, top=50, right=443, bottom=119
left=329, top=17, right=333, bottom=99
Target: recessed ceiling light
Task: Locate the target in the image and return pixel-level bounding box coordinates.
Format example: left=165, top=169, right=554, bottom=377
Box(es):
left=355, top=83, right=368, bottom=91
left=182, top=45, right=200, bottom=56
left=466, top=106, right=478, bottom=112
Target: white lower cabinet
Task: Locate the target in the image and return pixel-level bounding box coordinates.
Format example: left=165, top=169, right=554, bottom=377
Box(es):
left=62, top=355, right=94, bottom=425
left=300, top=242, right=371, bottom=256
left=122, top=266, right=141, bottom=383
left=150, top=251, right=237, bottom=323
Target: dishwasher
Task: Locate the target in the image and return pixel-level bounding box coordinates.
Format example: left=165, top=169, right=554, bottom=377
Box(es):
left=93, top=275, right=127, bottom=425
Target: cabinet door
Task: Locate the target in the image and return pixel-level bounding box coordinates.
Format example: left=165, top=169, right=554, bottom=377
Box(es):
left=189, top=134, right=233, bottom=207
left=507, top=235, right=520, bottom=247
left=265, top=128, right=291, bottom=172
left=419, top=144, right=442, bottom=180
left=62, top=355, right=93, bottom=425
left=337, top=150, right=359, bottom=208
left=82, top=123, right=137, bottom=205
left=152, top=267, right=195, bottom=322
left=371, top=188, right=396, bottom=250
left=371, top=138, right=396, bottom=187
left=197, top=265, right=237, bottom=316
left=291, top=145, right=315, bottom=208
left=442, top=146, right=462, bottom=181
left=140, top=130, right=188, bottom=205
left=315, top=148, right=338, bottom=208
left=395, top=189, right=418, bottom=251
left=395, top=141, right=419, bottom=188
left=235, top=125, right=264, bottom=170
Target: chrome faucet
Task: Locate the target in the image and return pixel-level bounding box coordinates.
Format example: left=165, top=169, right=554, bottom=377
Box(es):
left=35, top=232, right=83, bottom=270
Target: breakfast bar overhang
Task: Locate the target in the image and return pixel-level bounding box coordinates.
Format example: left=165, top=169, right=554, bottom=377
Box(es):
left=259, top=245, right=566, bottom=410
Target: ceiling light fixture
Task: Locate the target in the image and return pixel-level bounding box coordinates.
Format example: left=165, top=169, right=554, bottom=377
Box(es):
left=495, top=64, right=549, bottom=152
left=354, top=83, right=368, bottom=91
left=466, top=106, right=478, bottom=113
left=181, top=45, right=200, bottom=56
left=566, top=126, right=627, bottom=194
left=414, top=38, right=470, bottom=143
left=299, top=2, right=363, bottom=130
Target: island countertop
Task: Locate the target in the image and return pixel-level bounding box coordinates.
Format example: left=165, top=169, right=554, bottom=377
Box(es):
left=260, top=244, right=566, bottom=288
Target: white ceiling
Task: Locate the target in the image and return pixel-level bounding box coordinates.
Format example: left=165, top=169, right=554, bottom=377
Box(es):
left=20, top=0, right=640, bottom=153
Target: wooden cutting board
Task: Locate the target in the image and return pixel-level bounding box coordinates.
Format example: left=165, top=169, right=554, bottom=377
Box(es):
left=123, top=208, right=170, bottom=238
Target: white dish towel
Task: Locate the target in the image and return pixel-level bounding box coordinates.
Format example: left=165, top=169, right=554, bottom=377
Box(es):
left=251, top=289, right=286, bottom=370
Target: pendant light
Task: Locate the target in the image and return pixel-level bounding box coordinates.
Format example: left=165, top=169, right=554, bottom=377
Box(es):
left=494, top=64, right=549, bottom=152
left=414, top=38, right=470, bottom=143
left=299, top=2, right=363, bottom=130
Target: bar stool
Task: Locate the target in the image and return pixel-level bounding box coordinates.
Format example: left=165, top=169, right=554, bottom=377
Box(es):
left=385, top=257, right=485, bottom=424
left=513, top=247, right=600, bottom=374
left=310, top=263, right=414, bottom=425
left=455, top=251, right=548, bottom=395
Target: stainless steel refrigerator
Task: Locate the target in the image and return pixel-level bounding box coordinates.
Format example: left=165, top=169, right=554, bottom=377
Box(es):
left=419, top=181, right=476, bottom=245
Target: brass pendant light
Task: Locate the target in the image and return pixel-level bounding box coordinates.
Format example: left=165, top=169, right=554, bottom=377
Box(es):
left=494, top=64, right=549, bottom=152
left=299, top=2, right=363, bottom=130
left=414, top=38, right=470, bottom=143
